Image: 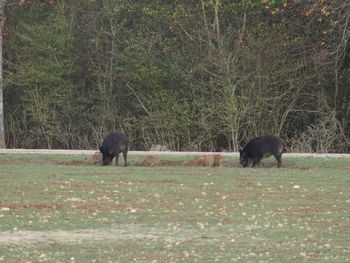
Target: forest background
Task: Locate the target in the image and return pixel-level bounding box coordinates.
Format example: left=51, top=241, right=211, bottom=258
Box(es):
left=2, top=0, right=350, bottom=152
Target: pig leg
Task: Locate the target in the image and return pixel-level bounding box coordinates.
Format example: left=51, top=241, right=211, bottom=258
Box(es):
left=123, top=151, right=128, bottom=167
left=252, top=157, right=261, bottom=167
left=274, top=154, right=282, bottom=168
left=115, top=153, right=120, bottom=166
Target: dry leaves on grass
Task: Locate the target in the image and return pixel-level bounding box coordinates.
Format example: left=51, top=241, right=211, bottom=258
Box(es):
left=183, top=155, right=222, bottom=167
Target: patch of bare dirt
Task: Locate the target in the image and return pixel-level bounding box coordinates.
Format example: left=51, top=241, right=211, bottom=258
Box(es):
left=69, top=204, right=144, bottom=212
left=138, top=155, right=161, bottom=167
left=0, top=159, right=26, bottom=165
left=92, top=151, right=102, bottom=165
left=136, top=179, right=176, bottom=183
left=0, top=158, right=55, bottom=165
left=0, top=158, right=94, bottom=166
left=58, top=160, right=93, bottom=166
left=157, top=160, right=186, bottom=166
left=134, top=157, right=183, bottom=167
left=0, top=203, right=62, bottom=210
left=136, top=154, right=225, bottom=167
left=183, top=154, right=222, bottom=167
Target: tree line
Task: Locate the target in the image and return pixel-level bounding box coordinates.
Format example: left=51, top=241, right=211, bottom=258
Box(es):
left=2, top=0, right=350, bottom=152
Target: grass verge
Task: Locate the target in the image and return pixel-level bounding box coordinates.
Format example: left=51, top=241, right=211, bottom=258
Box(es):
left=0, top=153, right=349, bottom=262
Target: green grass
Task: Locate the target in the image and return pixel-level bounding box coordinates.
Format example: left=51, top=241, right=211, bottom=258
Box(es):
left=0, top=153, right=349, bottom=262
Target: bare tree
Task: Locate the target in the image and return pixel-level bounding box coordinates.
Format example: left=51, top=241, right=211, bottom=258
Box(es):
left=0, top=0, right=5, bottom=148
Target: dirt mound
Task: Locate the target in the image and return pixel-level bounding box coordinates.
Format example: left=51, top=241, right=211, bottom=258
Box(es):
left=183, top=154, right=222, bottom=167
left=137, top=154, right=224, bottom=167
left=139, top=155, right=161, bottom=167
left=92, top=151, right=102, bottom=165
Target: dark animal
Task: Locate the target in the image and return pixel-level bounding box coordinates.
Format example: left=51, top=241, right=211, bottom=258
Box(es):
left=100, top=131, right=128, bottom=166
left=239, top=135, right=285, bottom=168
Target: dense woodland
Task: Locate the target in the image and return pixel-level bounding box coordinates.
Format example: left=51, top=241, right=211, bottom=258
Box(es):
left=3, top=0, right=350, bottom=152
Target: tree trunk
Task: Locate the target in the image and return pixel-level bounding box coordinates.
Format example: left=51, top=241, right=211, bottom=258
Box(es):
left=0, top=0, right=5, bottom=148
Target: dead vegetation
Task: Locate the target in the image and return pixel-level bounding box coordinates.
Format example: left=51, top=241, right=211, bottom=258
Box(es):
left=136, top=154, right=223, bottom=167
left=183, top=154, right=222, bottom=167
left=91, top=151, right=223, bottom=168
left=139, top=155, right=161, bottom=167
left=92, top=151, right=102, bottom=165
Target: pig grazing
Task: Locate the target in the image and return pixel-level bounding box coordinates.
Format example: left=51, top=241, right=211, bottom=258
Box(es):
left=100, top=131, right=128, bottom=166
left=239, top=135, right=285, bottom=168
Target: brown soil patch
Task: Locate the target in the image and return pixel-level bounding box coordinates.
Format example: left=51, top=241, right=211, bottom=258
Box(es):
left=59, top=160, right=92, bottom=166
left=183, top=154, right=222, bottom=167
left=0, top=203, right=62, bottom=210
left=0, top=158, right=94, bottom=166
left=134, top=159, right=184, bottom=167
left=71, top=204, right=132, bottom=212
left=137, top=179, right=176, bottom=183
left=0, top=159, right=26, bottom=165
left=92, top=151, right=102, bottom=165
left=0, top=158, right=55, bottom=165
left=139, top=155, right=161, bottom=167
left=157, top=160, right=186, bottom=166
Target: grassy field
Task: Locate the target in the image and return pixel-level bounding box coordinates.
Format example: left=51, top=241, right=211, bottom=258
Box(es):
left=0, top=153, right=349, bottom=262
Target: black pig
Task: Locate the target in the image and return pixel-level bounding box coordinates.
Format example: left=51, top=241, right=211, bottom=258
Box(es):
left=239, top=135, right=285, bottom=168
left=100, top=131, right=128, bottom=166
